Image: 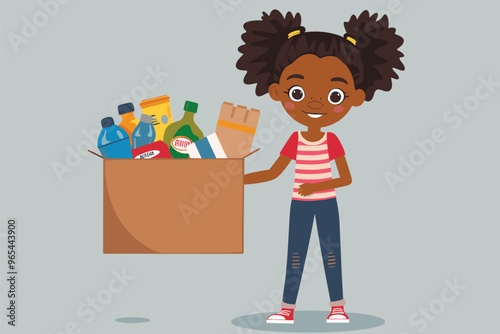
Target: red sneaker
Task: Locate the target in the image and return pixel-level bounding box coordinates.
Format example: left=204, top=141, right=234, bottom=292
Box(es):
left=266, top=308, right=294, bottom=324
left=326, top=306, right=349, bottom=323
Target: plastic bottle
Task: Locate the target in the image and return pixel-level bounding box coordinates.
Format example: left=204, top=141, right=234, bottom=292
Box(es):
left=131, top=114, right=156, bottom=149
left=98, top=117, right=133, bottom=159
left=163, top=101, right=204, bottom=159
left=140, top=95, right=173, bottom=142
left=118, top=102, right=139, bottom=145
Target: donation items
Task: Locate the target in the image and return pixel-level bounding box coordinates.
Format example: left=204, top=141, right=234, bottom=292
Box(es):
left=96, top=96, right=260, bottom=160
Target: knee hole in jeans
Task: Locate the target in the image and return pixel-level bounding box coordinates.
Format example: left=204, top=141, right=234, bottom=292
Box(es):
left=327, top=251, right=336, bottom=268
left=292, top=252, right=301, bottom=268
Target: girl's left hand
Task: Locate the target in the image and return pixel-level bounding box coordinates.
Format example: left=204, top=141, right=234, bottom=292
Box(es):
left=298, top=183, right=318, bottom=196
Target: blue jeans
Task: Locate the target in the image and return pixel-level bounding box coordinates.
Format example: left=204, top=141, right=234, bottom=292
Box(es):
left=282, top=198, right=344, bottom=305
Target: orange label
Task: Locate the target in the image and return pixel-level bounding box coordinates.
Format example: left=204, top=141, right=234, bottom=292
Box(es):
left=217, top=120, right=256, bottom=134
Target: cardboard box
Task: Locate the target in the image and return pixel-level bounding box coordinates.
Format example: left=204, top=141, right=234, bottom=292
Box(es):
left=102, top=158, right=244, bottom=254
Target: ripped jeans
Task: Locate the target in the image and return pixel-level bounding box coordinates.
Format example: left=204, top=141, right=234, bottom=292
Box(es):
left=282, top=198, right=344, bottom=305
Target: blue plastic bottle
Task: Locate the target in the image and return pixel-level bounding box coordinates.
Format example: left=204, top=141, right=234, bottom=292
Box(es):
left=131, top=114, right=156, bottom=149
left=97, top=117, right=133, bottom=159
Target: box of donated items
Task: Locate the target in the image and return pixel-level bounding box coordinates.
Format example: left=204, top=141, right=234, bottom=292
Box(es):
left=96, top=100, right=260, bottom=254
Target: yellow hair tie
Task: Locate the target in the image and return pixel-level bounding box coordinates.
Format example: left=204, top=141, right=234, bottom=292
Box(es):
left=346, top=36, right=357, bottom=45
left=288, top=30, right=301, bottom=39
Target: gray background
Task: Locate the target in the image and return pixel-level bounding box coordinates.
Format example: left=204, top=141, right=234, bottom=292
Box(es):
left=1, top=0, right=499, bottom=333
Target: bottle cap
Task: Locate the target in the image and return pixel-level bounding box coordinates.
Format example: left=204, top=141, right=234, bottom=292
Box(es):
left=118, top=102, right=135, bottom=115
left=140, top=114, right=153, bottom=123
left=101, top=117, right=115, bottom=128
left=184, top=100, right=198, bottom=113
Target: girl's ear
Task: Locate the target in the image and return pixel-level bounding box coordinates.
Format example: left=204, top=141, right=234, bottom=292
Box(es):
left=269, top=83, right=281, bottom=101
left=351, top=89, right=366, bottom=107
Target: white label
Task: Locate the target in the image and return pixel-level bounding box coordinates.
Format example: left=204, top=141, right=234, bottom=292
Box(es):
left=134, top=150, right=160, bottom=159
left=171, top=136, right=193, bottom=153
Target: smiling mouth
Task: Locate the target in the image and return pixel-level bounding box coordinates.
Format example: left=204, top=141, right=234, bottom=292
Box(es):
left=302, top=110, right=326, bottom=118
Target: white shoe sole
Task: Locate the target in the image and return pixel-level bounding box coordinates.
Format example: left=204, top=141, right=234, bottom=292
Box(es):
left=266, top=319, right=294, bottom=324
left=327, top=319, right=350, bottom=323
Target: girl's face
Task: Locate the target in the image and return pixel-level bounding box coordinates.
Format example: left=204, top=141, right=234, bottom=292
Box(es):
left=269, top=54, right=366, bottom=128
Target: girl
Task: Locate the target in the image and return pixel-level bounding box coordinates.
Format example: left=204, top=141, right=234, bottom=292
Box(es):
left=237, top=10, right=404, bottom=324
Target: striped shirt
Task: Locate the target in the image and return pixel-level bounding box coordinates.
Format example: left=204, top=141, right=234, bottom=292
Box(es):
left=280, top=132, right=345, bottom=201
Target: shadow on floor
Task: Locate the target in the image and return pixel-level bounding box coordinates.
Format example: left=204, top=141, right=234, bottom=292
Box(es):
left=231, top=311, right=384, bottom=332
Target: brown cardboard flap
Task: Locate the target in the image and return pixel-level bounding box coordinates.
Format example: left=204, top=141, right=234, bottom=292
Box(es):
left=243, top=148, right=260, bottom=158
left=88, top=150, right=104, bottom=159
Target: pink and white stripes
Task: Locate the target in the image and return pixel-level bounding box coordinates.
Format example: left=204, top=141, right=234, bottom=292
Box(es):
left=293, top=133, right=336, bottom=201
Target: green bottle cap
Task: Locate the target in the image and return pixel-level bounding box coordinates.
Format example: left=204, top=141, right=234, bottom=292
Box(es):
left=184, top=100, right=198, bottom=113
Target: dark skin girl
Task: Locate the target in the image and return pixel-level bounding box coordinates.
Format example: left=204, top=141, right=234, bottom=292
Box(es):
left=244, top=54, right=366, bottom=196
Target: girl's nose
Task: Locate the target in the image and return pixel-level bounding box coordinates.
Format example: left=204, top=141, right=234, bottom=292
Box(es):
left=307, top=101, right=324, bottom=110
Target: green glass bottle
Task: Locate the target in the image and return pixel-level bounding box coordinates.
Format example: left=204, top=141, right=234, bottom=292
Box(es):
left=163, top=101, right=204, bottom=159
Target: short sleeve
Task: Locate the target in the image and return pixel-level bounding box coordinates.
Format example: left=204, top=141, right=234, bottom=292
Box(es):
left=280, top=132, right=298, bottom=160
left=327, top=132, right=345, bottom=161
